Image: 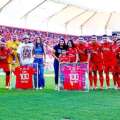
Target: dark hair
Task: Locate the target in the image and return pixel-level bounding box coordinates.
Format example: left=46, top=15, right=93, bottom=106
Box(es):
left=58, top=38, right=66, bottom=48
left=92, top=35, right=97, bottom=37
left=67, top=40, right=74, bottom=48
left=91, top=35, right=97, bottom=41
left=112, top=33, right=117, bottom=36
left=35, top=37, right=43, bottom=48
left=102, top=34, right=107, bottom=37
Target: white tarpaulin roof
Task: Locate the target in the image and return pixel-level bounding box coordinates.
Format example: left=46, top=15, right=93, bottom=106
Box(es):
left=0, top=0, right=120, bottom=35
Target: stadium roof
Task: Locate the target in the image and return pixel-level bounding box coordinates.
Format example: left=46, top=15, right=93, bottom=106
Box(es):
left=0, top=0, right=120, bottom=35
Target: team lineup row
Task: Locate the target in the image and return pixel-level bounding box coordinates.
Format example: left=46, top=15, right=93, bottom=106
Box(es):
left=53, top=34, right=120, bottom=90
left=0, top=33, right=120, bottom=90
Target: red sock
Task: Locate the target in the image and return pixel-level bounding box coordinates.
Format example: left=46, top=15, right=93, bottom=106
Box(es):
left=6, top=73, right=10, bottom=87
left=99, top=72, right=104, bottom=88
left=106, top=72, right=110, bottom=87
left=89, top=72, right=93, bottom=88
left=93, top=73, right=97, bottom=88
left=118, top=80, right=120, bottom=88
left=116, top=73, right=120, bottom=88
left=113, top=73, right=117, bottom=86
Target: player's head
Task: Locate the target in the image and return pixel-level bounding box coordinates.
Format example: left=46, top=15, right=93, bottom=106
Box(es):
left=12, top=35, right=17, bottom=41
left=35, top=37, right=43, bottom=47
left=91, top=35, right=97, bottom=43
left=77, top=36, right=85, bottom=44
left=102, top=34, right=108, bottom=43
left=23, top=34, right=29, bottom=44
left=36, top=37, right=43, bottom=43
left=112, top=33, right=117, bottom=42
left=58, top=38, right=66, bottom=47
left=67, top=40, right=74, bottom=48
left=0, top=38, right=6, bottom=49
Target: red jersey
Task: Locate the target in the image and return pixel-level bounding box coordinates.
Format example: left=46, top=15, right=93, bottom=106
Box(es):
left=63, top=65, right=85, bottom=90
left=67, top=47, right=77, bottom=62
left=14, top=66, right=35, bottom=89
left=112, top=42, right=118, bottom=52
left=116, top=47, right=120, bottom=66
left=102, top=42, right=116, bottom=64
left=89, top=42, right=103, bottom=63
left=114, top=47, right=120, bottom=73
left=0, top=47, right=11, bottom=63
left=76, top=43, right=88, bottom=62
left=59, top=54, right=69, bottom=63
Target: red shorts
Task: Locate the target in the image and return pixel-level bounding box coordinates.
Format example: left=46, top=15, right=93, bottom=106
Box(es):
left=117, top=75, right=120, bottom=88
left=89, top=62, right=103, bottom=72
left=0, top=63, right=10, bottom=72
left=114, top=65, right=120, bottom=73
left=114, top=65, right=120, bottom=87
left=104, top=62, right=115, bottom=72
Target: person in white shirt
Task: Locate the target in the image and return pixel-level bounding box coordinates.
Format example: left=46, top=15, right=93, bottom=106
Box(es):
left=17, top=35, right=34, bottom=66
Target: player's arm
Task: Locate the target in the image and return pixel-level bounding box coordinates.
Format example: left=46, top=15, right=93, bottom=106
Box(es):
left=9, top=48, right=16, bottom=63
left=17, top=53, right=21, bottom=64
left=87, top=46, right=93, bottom=60
left=53, top=53, right=59, bottom=61
left=43, top=42, right=57, bottom=62
left=16, top=45, right=21, bottom=65
left=75, top=54, right=79, bottom=63
left=75, top=48, right=79, bottom=62
left=52, top=48, right=59, bottom=61
left=59, top=54, right=63, bottom=63
left=32, top=46, right=35, bottom=58
left=0, top=42, right=7, bottom=60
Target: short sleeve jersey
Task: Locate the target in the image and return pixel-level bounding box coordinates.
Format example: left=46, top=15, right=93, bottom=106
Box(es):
left=53, top=45, right=67, bottom=58
left=14, top=66, right=35, bottom=89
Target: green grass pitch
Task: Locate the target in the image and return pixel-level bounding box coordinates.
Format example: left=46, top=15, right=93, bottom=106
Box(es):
left=0, top=74, right=120, bottom=120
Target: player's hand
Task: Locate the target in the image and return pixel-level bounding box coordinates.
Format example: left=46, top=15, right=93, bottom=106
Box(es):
left=0, top=56, right=6, bottom=60
left=57, top=58, right=60, bottom=62
left=92, top=51, right=97, bottom=54
left=75, top=60, right=78, bottom=63
left=60, top=61, right=66, bottom=64
left=12, top=61, right=16, bottom=65
left=79, top=50, right=84, bottom=54
left=43, top=62, right=46, bottom=66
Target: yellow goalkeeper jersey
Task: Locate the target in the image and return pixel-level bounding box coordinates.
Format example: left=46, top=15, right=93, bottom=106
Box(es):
left=6, top=40, right=20, bottom=65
